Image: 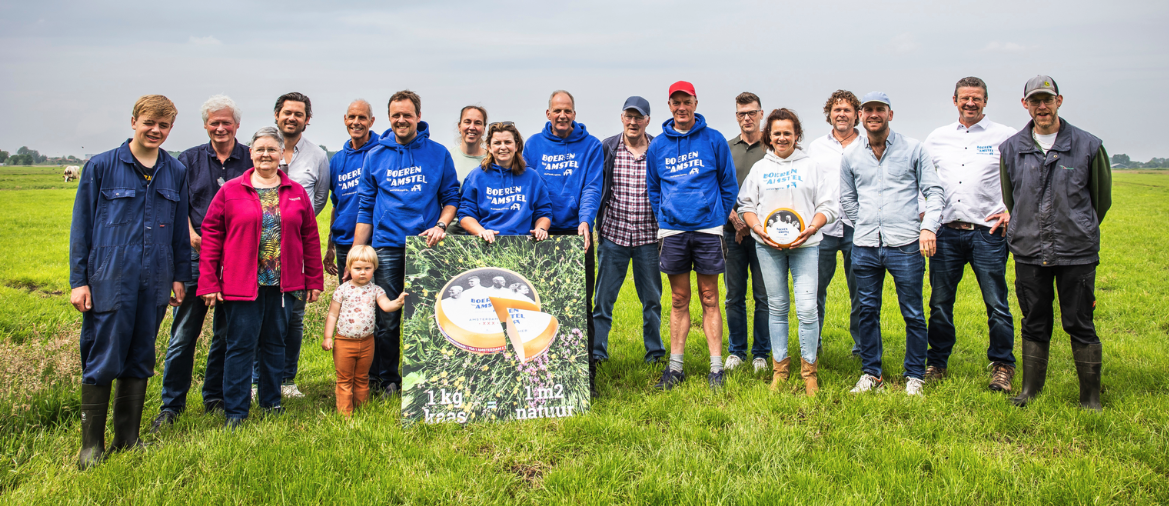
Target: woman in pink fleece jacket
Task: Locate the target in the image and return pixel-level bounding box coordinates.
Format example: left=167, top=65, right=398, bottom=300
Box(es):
left=197, top=126, right=324, bottom=428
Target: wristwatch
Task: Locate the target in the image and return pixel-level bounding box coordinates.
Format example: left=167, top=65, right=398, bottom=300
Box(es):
left=436, top=221, right=448, bottom=230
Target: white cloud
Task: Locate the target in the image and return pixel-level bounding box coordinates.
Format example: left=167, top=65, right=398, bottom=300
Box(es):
left=981, top=41, right=1028, bottom=53
left=188, top=35, right=222, bottom=46
left=889, top=33, right=918, bottom=53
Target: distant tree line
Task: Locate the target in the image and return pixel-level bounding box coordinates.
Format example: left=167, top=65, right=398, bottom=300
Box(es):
left=1111, top=154, right=1169, bottom=169
left=0, top=146, right=81, bottom=166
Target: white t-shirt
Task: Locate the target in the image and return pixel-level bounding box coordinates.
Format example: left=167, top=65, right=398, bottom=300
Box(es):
left=1033, top=130, right=1058, bottom=154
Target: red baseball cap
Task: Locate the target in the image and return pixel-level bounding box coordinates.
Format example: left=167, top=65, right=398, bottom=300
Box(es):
left=668, top=81, right=696, bottom=98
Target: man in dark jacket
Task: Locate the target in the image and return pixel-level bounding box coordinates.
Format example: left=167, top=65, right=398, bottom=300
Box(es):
left=69, top=95, right=191, bottom=469
left=593, top=96, right=663, bottom=373
left=1000, top=75, right=1112, bottom=411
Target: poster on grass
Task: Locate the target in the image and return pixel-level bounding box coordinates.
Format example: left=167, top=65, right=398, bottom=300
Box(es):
left=400, top=235, right=589, bottom=426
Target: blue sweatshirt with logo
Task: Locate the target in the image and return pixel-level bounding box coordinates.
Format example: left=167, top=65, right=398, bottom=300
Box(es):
left=329, top=131, right=380, bottom=246
left=646, top=113, right=739, bottom=231
left=458, top=164, right=553, bottom=236
left=521, top=121, right=603, bottom=232
left=356, top=122, right=460, bottom=248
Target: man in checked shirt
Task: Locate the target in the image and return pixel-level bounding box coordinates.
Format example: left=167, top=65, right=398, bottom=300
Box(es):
left=592, top=96, right=665, bottom=375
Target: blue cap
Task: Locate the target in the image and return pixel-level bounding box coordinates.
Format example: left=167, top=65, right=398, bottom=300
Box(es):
left=622, top=96, right=650, bottom=116
left=860, top=91, right=891, bottom=109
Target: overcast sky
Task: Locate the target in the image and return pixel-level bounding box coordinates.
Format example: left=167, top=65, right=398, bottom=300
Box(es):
left=2, top=0, right=1166, bottom=160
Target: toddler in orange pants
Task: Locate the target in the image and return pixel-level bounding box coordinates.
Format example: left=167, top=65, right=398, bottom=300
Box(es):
left=322, top=245, right=406, bottom=416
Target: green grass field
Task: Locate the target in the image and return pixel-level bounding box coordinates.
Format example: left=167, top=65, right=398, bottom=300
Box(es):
left=1, top=168, right=1167, bottom=504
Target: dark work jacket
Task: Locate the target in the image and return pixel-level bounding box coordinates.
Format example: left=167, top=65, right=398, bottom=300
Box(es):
left=596, top=132, right=653, bottom=234
left=69, top=141, right=192, bottom=312
left=999, top=119, right=1108, bottom=266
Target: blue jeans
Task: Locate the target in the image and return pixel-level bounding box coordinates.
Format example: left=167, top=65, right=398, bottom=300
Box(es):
left=334, top=243, right=351, bottom=285
left=252, top=297, right=305, bottom=386
left=755, top=244, right=820, bottom=364
left=927, top=226, right=1015, bottom=368
left=223, top=286, right=291, bottom=421
left=723, top=227, right=770, bottom=360
left=592, top=237, right=664, bottom=362
left=817, top=225, right=860, bottom=353
left=159, top=249, right=227, bottom=413
left=372, top=247, right=406, bottom=388
left=852, top=243, right=928, bottom=380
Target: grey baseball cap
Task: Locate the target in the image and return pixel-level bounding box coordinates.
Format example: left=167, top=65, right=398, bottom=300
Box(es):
left=860, top=91, right=891, bottom=108
left=1024, top=75, right=1059, bottom=99
left=622, top=96, right=650, bottom=116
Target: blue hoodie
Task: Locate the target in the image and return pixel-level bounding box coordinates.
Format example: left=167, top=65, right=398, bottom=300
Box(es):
left=356, top=122, right=460, bottom=248
left=646, top=113, right=739, bottom=231
left=329, top=131, right=380, bottom=246
left=521, top=121, right=603, bottom=232
left=458, top=164, right=553, bottom=236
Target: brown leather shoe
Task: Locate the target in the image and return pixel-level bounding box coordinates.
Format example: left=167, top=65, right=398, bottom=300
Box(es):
left=800, top=358, right=818, bottom=396
left=924, top=365, right=947, bottom=382
left=770, top=357, right=790, bottom=391
left=989, top=362, right=1015, bottom=392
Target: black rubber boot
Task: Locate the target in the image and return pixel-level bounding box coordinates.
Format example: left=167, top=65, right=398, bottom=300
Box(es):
left=1071, top=342, right=1103, bottom=411
left=1010, top=340, right=1050, bottom=407
left=108, top=378, right=149, bottom=452
left=78, top=384, right=111, bottom=470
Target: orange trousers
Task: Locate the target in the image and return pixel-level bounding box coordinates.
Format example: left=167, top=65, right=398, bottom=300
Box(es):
left=332, top=336, right=374, bottom=416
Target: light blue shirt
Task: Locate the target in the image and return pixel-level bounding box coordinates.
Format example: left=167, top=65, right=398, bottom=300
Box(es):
left=840, top=130, right=945, bottom=248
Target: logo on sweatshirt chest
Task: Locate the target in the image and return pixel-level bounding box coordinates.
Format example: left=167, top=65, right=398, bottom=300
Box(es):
left=762, top=168, right=803, bottom=189
left=665, top=151, right=705, bottom=176
left=487, top=185, right=528, bottom=208
left=385, top=165, right=427, bottom=192
left=540, top=153, right=579, bottom=176
left=337, top=168, right=362, bottom=192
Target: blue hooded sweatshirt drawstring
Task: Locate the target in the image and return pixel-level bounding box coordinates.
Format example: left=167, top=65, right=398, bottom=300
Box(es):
left=645, top=113, right=739, bottom=231
left=355, top=121, right=460, bottom=248
left=521, top=121, right=603, bottom=233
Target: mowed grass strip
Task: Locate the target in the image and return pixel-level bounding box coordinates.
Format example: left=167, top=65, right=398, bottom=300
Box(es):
left=0, top=173, right=1167, bottom=504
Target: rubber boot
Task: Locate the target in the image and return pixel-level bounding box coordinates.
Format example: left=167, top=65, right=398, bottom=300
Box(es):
left=78, top=384, right=111, bottom=470
left=800, top=358, right=819, bottom=396
left=108, top=378, right=149, bottom=452
left=1071, top=342, right=1102, bottom=411
left=1010, top=340, right=1049, bottom=407
left=770, top=357, right=790, bottom=391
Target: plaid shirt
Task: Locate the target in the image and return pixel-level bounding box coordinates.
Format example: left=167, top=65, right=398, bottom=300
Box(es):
left=599, top=140, right=658, bottom=247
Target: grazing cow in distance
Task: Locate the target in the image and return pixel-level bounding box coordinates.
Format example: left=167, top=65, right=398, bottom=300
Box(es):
left=63, top=165, right=80, bottom=182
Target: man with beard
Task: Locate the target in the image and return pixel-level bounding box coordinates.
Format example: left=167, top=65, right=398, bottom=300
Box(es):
left=259, top=92, right=330, bottom=400
left=1002, top=75, right=1112, bottom=411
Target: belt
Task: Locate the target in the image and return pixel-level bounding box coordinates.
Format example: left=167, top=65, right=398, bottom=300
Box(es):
left=944, top=221, right=989, bottom=231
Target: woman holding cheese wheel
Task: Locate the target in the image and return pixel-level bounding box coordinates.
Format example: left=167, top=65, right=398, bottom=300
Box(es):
left=736, top=108, right=838, bottom=396
left=458, top=122, right=553, bottom=243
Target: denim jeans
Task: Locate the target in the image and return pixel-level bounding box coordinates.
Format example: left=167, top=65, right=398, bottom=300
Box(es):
left=817, top=225, right=860, bottom=353
left=372, top=247, right=406, bottom=388
left=852, top=243, right=928, bottom=380
left=926, top=226, right=1015, bottom=368
left=592, top=237, right=664, bottom=362
left=223, top=286, right=291, bottom=421
left=158, top=249, right=227, bottom=414
left=723, top=226, right=770, bottom=360
left=252, top=297, right=305, bottom=386
left=334, top=243, right=351, bottom=285
left=755, top=244, right=820, bottom=364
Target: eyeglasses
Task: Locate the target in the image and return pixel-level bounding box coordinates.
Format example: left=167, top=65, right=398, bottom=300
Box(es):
left=736, top=110, right=762, bottom=119
left=1026, top=95, right=1057, bottom=106
left=254, top=147, right=281, bottom=155
left=622, top=113, right=646, bottom=123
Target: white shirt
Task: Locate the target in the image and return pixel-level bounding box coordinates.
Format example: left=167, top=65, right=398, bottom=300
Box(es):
left=922, top=117, right=1017, bottom=226
left=284, top=135, right=331, bottom=216
left=1033, top=130, right=1058, bottom=154
left=805, top=129, right=860, bottom=237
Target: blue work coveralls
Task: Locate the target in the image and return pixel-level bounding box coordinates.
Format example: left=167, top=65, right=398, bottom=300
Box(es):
left=69, top=141, right=191, bottom=385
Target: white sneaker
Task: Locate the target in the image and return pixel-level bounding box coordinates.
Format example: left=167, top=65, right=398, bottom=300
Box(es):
left=905, top=378, right=925, bottom=396
left=281, top=384, right=305, bottom=398
left=250, top=386, right=257, bottom=400
left=724, top=355, right=743, bottom=371
left=752, top=357, right=768, bottom=373
left=849, top=374, right=884, bottom=393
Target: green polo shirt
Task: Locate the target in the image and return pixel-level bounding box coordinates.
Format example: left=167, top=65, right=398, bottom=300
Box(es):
left=727, top=134, right=765, bottom=215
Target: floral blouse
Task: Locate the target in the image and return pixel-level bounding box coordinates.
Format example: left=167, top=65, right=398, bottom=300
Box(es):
left=256, top=187, right=281, bottom=286
left=331, top=281, right=386, bottom=339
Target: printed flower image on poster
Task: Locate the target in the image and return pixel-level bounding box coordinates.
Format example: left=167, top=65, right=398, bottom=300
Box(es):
left=400, top=235, right=588, bottom=426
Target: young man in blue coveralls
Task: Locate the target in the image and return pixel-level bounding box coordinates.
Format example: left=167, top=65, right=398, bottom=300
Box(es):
left=69, top=95, right=191, bottom=470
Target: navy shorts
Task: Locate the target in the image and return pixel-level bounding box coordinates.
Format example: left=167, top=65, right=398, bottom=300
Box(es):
left=659, top=232, right=726, bottom=275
